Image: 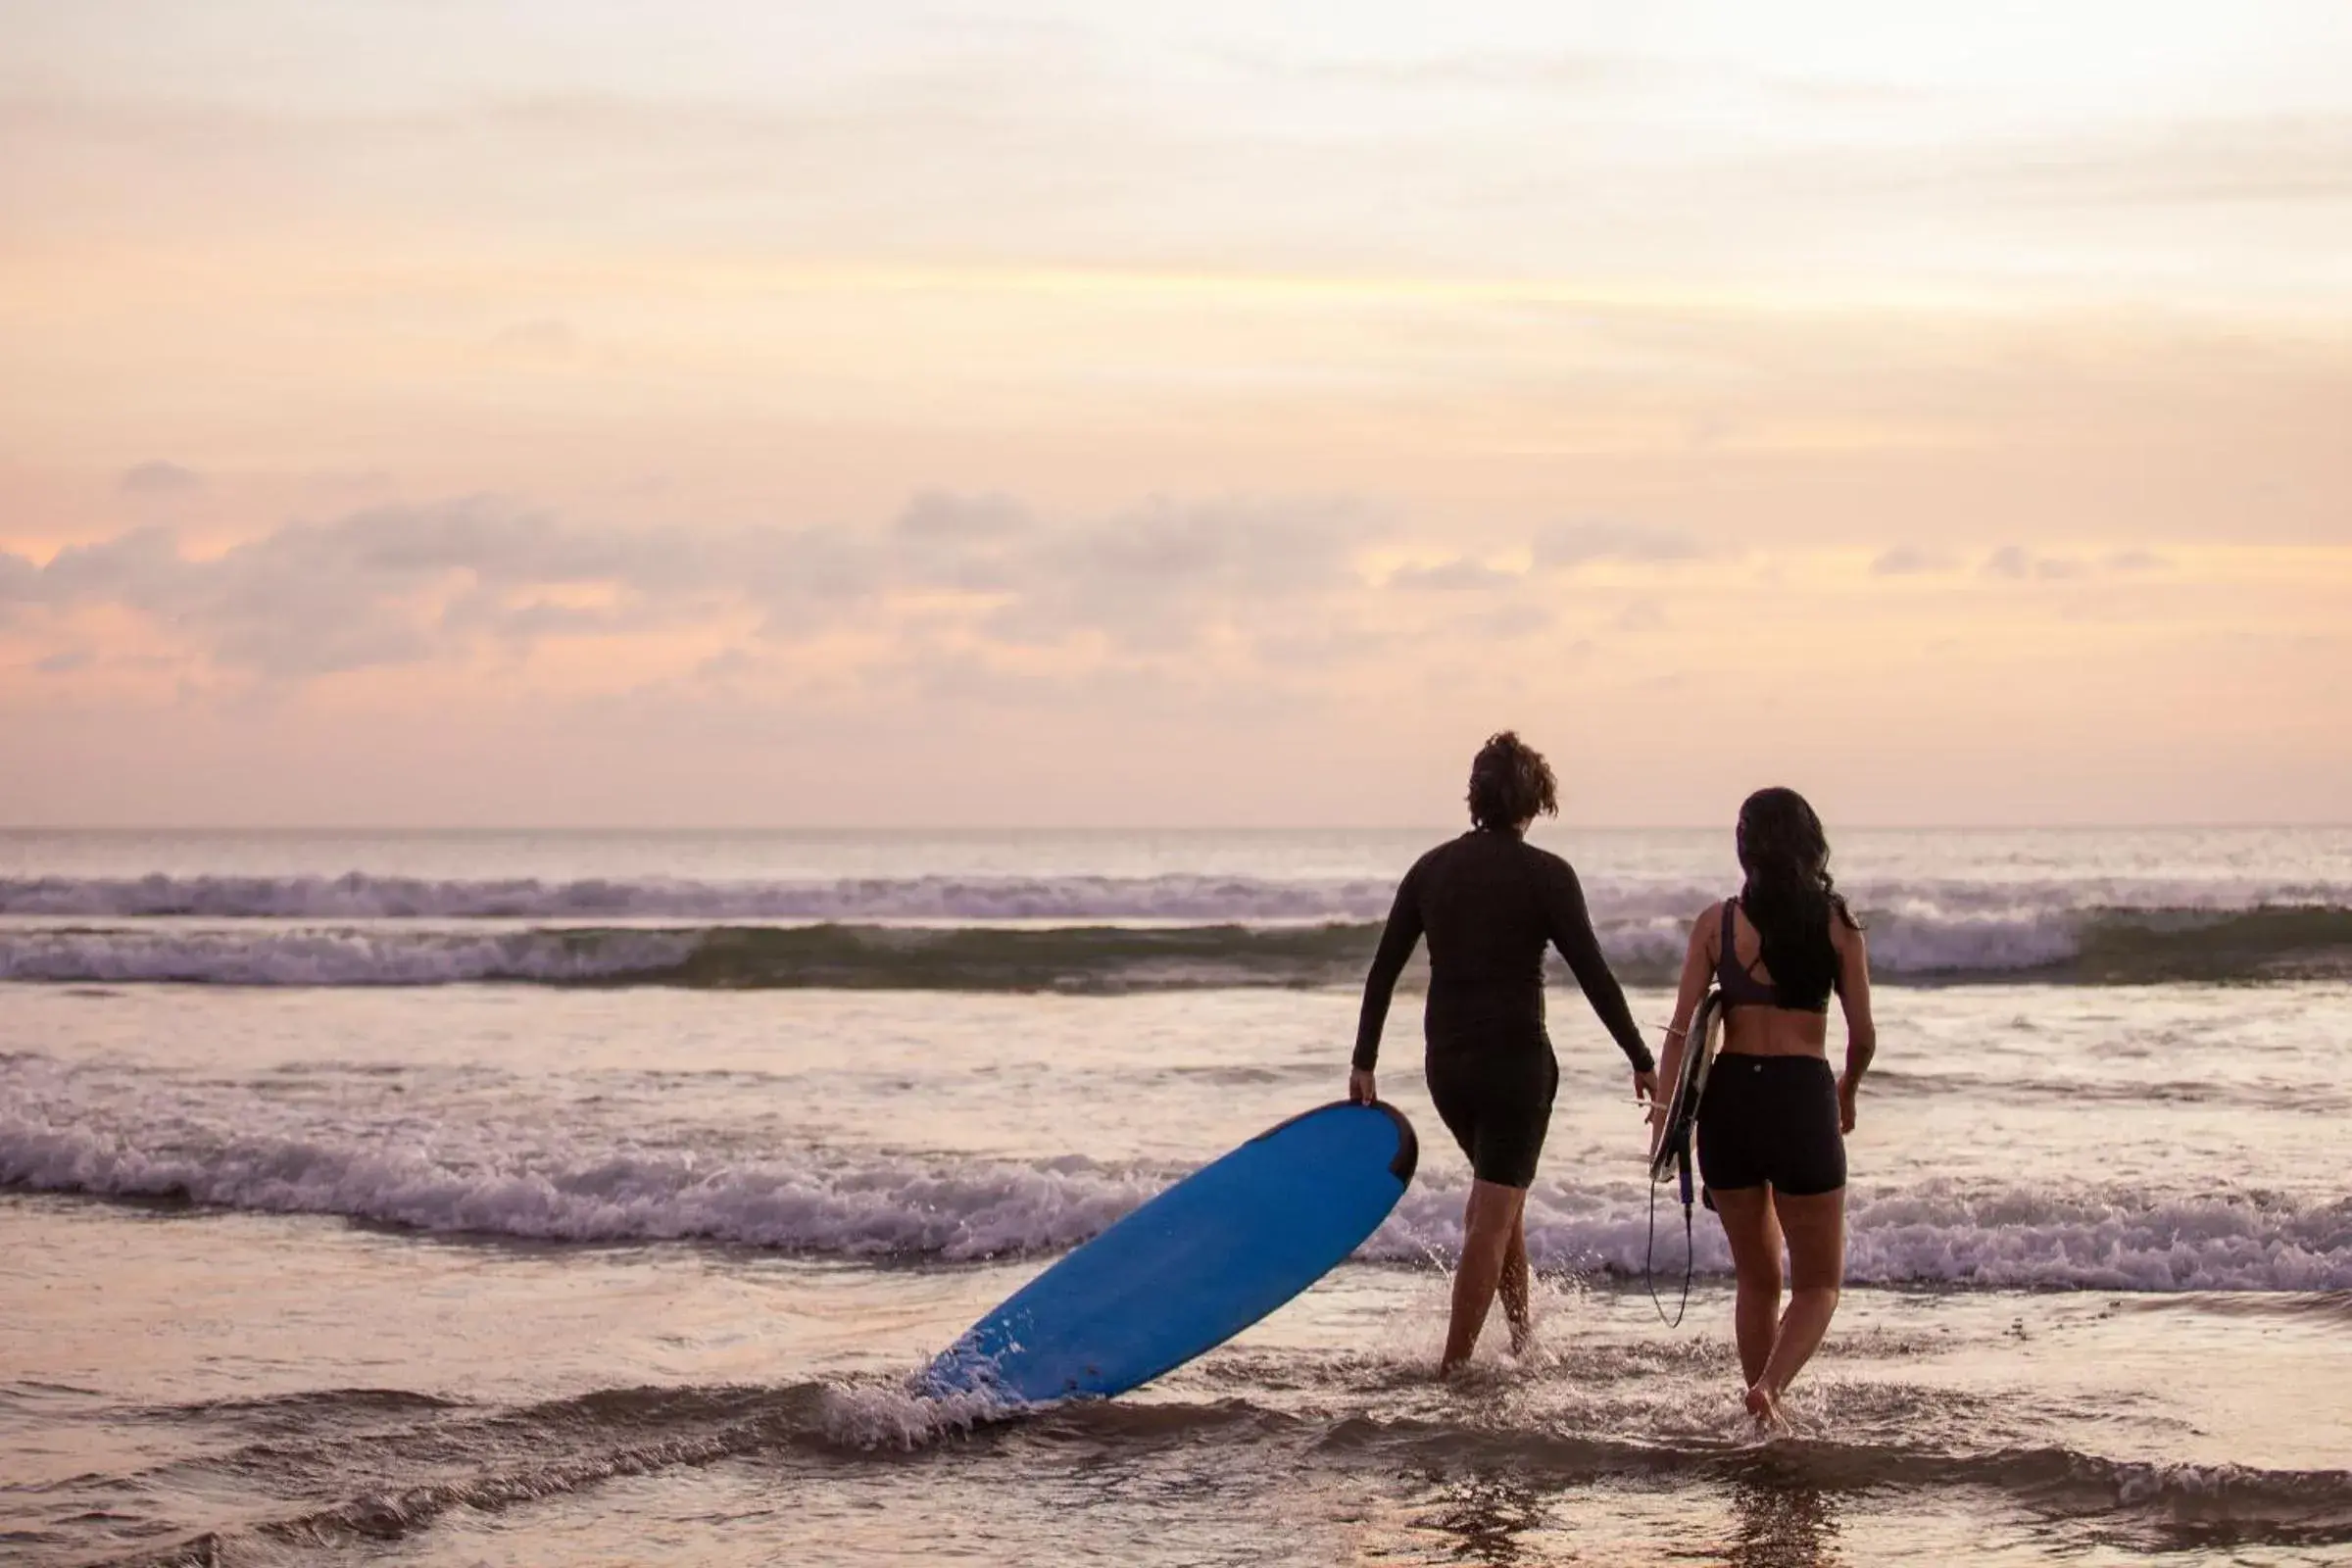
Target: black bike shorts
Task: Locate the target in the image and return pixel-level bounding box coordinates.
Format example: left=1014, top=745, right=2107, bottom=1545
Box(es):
left=1425, top=1043, right=1558, bottom=1190
left=1696, top=1054, right=1846, bottom=1197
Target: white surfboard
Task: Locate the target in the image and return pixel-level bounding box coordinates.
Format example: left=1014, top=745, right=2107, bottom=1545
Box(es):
left=1649, top=988, right=1723, bottom=1190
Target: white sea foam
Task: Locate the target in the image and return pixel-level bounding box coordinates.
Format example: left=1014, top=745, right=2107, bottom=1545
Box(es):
left=1854, top=911, right=2084, bottom=973
left=0, top=872, right=1404, bottom=922
left=6, top=1110, right=2345, bottom=1291
left=5, top=861, right=2346, bottom=989
left=7, top=869, right=2349, bottom=925
left=1428, top=1182, right=2352, bottom=1294
left=0, top=927, right=707, bottom=986
left=0, top=1110, right=1156, bottom=1260
left=3, top=903, right=2334, bottom=986
left=815, top=1376, right=1016, bottom=1450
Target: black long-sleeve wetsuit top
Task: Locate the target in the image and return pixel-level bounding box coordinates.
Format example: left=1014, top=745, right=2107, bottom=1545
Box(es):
left=1352, top=828, right=1654, bottom=1075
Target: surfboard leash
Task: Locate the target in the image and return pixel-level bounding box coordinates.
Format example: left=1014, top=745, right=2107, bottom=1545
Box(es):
left=1646, top=1010, right=1702, bottom=1335
left=1644, top=1129, right=1696, bottom=1329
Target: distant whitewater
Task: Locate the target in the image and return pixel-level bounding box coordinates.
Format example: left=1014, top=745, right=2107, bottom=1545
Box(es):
left=4, top=906, right=2350, bottom=988
left=13, top=868, right=2352, bottom=925
left=6, top=831, right=2351, bottom=985
left=0, top=871, right=1406, bottom=923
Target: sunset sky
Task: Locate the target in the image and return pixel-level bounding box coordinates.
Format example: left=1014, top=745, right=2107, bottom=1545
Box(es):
left=4, top=2, right=2348, bottom=826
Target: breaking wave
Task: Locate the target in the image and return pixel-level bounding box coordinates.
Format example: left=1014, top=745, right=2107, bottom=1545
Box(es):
left=4, top=906, right=2350, bottom=989
left=0, top=871, right=1403, bottom=922
left=8, top=1115, right=2348, bottom=1291
left=10, top=869, right=2352, bottom=925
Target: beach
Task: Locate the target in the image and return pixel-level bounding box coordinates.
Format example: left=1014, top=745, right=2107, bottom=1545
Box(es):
left=6, top=826, right=2351, bottom=1565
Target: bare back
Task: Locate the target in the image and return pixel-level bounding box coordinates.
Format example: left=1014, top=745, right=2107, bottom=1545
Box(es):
left=1719, top=901, right=1835, bottom=1057
left=1660, top=899, right=1875, bottom=1066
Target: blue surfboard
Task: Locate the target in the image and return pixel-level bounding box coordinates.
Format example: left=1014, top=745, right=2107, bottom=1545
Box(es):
left=922, top=1101, right=1417, bottom=1406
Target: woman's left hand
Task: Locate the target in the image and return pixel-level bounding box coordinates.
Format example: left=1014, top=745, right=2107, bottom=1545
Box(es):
left=1837, top=1073, right=1859, bottom=1134
left=1348, top=1068, right=1378, bottom=1105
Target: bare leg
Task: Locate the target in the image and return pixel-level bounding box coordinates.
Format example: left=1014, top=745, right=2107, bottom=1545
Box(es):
left=1443, top=1179, right=1529, bottom=1375
left=1708, top=1187, right=1784, bottom=1394
left=1755, top=1187, right=1846, bottom=1401
left=1498, top=1208, right=1533, bottom=1354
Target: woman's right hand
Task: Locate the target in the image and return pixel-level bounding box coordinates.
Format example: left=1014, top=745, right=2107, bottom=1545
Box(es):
left=1837, top=1073, right=1859, bottom=1134
left=1348, top=1068, right=1377, bottom=1105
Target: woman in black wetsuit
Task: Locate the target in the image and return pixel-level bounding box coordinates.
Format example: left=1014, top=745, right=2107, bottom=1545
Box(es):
left=1650, top=787, right=1877, bottom=1426
left=1350, top=732, right=1657, bottom=1376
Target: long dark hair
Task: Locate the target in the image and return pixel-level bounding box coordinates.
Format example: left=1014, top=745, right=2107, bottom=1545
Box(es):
left=1735, top=786, right=1856, bottom=1008
left=1466, top=731, right=1558, bottom=831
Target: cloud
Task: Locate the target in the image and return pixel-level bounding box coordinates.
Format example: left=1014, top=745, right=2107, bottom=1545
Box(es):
left=1254, top=618, right=1393, bottom=671
left=1486, top=604, right=1554, bottom=639
left=1982, top=546, right=2095, bottom=581
left=1871, top=545, right=1958, bottom=576
left=0, top=550, right=34, bottom=607
left=5, top=493, right=1391, bottom=679
left=119, top=461, right=203, bottom=496
left=1984, top=545, right=2154, bottom=582
left=33, top=650, right=92, bottom=674
left=1385, top=559, right=1518, bottom=592
left=1978, top=543, right=2202, bottom=592
left=1531, top=520, right=1705, bottom=572
left=980, top=496, right=1383, bottom=650
left=896, top=491, right=1029, bottom=545
left=1412, top=599, right=1554, bottom=647
left=9, top=501, right=871, bottom=677
left=890, top=492, right=1034, bottom=594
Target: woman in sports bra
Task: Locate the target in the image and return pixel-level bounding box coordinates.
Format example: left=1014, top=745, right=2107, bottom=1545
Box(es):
left=1650, top=787, right=1876, bottom=1426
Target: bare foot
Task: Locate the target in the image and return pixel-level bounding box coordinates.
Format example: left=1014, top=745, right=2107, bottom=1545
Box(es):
left=1438, top=1355, right=1470, bottom=1382
left=1744, top=1383, right=1789, bottom=1433
left=1505, top=1315, right=1533, bottom=1358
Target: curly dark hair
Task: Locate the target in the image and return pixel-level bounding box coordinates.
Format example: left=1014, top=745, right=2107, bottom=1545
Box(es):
left=1466, top=731, right=1558, bottom=832
left=1735, top=785, right=1860, bottom=1009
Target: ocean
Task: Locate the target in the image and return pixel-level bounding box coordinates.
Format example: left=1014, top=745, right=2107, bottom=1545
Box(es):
left=4, top=826, right=2349, bottom=1566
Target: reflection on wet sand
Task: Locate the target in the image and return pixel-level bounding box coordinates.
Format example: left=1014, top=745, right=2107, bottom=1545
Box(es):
left=1725, top=1473, right=1845, bottom=1568
left=1388, top=1464, right=1845, bottom=1568
left=1411, top=1471, right=1550, bottom=1563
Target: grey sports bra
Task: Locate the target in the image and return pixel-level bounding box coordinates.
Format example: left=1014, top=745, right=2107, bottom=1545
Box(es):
left=1715, top=899, right=1832, bottom=1014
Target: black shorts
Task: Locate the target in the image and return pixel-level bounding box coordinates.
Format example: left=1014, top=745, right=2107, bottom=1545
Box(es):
left=1425, top=1044, right=1557, bottom=1190
left=1696, top=1054, right=1846, bottom=1196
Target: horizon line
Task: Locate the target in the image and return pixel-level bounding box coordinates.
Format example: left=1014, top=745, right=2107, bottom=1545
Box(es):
left=2, top=821, right=2346, bottom=835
